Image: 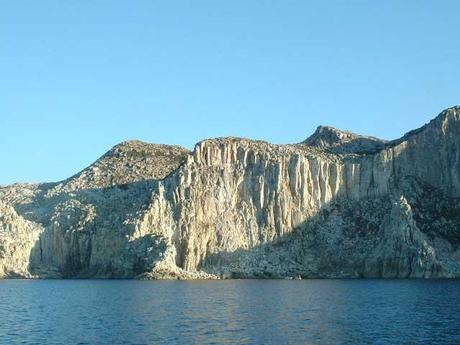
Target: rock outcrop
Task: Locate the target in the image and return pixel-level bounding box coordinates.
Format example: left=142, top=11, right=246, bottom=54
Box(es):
left=1, top=107, right=460, bottom=279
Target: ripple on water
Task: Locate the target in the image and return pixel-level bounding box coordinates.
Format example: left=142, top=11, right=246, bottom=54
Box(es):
left=0, top=279, right=459, bottom=345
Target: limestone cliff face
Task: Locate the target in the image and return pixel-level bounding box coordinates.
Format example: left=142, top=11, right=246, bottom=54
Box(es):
left=1, top=107, right=460, bottom=279
left=0, top=201, right=42, bottom=277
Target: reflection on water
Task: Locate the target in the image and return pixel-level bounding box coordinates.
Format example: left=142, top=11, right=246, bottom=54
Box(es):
left=0, top=279, right=459, bottom=344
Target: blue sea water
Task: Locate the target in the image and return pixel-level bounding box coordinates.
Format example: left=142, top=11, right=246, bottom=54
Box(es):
left=0, top=279, right=459, bottom=345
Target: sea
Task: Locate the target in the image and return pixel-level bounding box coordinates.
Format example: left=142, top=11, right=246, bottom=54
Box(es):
left=0, top=279, right=459, bottom=344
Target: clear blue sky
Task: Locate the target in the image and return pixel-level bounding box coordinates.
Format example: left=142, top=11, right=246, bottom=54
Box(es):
left=1, top=1, right=459, bottom=184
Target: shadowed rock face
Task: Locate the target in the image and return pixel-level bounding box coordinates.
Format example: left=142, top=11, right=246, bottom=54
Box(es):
left=1, top=107, right=460, bottom=279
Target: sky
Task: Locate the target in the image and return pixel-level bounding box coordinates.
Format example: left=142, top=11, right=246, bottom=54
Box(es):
left=1, top=1, right=459, bottom=185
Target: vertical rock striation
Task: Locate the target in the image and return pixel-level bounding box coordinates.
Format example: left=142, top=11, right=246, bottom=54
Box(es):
left=1, top=107, right=460, bottom=278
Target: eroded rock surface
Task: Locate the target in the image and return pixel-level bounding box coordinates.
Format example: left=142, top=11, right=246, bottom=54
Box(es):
left=1, top=107, right=460, bottom=279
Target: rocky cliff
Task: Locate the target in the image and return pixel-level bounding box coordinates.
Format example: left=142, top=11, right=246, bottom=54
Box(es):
left=1, top=107, right=460, bottom=279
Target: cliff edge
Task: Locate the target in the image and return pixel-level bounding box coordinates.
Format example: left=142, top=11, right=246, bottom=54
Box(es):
left=1, top=106, right=460, bottom=279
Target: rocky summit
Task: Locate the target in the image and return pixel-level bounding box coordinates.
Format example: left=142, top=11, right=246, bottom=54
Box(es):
left=1, top=107, right=460, bottom=279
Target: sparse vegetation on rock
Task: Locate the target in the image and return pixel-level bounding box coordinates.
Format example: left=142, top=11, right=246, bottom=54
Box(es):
left=1, top=107, right=460, bottom=279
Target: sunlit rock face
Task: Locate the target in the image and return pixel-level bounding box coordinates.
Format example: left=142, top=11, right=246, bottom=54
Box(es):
left=1, top=107, right=460, bottom=279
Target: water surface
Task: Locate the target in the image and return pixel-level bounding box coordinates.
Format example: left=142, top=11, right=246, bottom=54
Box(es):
left=0, top=279, right=459, bottom=344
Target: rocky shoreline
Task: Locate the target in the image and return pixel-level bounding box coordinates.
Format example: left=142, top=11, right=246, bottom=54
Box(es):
left=1, top=107, right=460, bottom=279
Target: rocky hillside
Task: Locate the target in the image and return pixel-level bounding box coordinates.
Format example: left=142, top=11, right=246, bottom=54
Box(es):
left=1, top=107, right=460, bottom=279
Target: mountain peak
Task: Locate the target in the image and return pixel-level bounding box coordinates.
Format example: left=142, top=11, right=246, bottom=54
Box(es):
left=302, top=126, right=387, bottom=154
left=55, top=141, right=190, bottom=192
